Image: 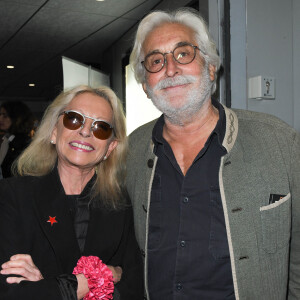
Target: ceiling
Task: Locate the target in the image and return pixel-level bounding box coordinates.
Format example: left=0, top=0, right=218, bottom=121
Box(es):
left=0, top=0, right=163, bottom=103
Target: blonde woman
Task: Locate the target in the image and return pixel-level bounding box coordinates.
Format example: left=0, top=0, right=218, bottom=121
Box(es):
left=0, top=86, right=143, bottom=300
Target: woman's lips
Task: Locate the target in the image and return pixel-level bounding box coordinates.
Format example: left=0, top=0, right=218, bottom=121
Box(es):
left=69, top=141, right=94, bottom=152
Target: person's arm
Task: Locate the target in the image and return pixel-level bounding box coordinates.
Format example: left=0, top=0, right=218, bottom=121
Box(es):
left=0, top=180, right=66, bottom=300
left=288, top=131, right=300, bottom=299
left=0, top=179, right=126, bottom=300
left=1, top=254, right=43, bottom=284
left=1, top=255, right=82, bottom=299
left=1, top=254, right=122, bottom=299
left=108, top=265, right=122, bottom=283
left=75, top=274, right=89, bottom=299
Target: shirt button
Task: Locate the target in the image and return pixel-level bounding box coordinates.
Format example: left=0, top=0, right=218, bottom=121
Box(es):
left=147, top=159, right=154, bottom=168
left=176, top=283, right=182, bottom=290
left=183, top=197, right=189, bottom=203
left=180, top=240, right=186, bottom=247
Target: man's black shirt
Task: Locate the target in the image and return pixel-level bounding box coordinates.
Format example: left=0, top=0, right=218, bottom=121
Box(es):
left=148, top=100, right=235, bottom=299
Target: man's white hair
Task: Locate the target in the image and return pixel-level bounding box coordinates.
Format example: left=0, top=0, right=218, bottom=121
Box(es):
left=129, top=8, right=221, bottom=94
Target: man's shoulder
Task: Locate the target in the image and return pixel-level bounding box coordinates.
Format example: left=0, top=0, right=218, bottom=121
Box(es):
left=233, top=108, right=296, bottom=134
left=128, top=119, right=157, bottom=143
left=127, top=120, right=157, bottom=167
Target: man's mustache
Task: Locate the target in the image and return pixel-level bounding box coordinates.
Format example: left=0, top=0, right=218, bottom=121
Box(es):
left=154, top=75, right=197, bottom=91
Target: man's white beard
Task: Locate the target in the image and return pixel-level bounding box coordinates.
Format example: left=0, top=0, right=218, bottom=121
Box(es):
left=145, top=67, right=213, bottom=125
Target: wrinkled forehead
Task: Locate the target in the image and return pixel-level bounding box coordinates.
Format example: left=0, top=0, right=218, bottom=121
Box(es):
left=65, top=92, right=113, bottom=120
left=142, top=22, right=197, bottom=55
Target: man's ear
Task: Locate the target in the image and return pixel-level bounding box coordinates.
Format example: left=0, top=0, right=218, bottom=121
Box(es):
left=208, top=64, right=216, bottom=81
left=142, top=83, right=150, bottom=99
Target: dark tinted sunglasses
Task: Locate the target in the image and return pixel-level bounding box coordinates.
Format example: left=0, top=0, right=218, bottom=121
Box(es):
left=60, top=110, right=114, bottom=140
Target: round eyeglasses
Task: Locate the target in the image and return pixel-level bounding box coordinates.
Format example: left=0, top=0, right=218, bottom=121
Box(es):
left=141, top=43, right=205, bottom=73
left=60, top=110, right=114, bottom=140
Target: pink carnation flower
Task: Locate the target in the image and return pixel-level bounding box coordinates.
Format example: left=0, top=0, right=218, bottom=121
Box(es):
left=73, top=256, right=114, bottom=300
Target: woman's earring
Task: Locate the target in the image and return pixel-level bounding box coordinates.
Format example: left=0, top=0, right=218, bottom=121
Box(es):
left=103, top=155, right=107, bottom=160
left=51, top=140, right=55, bottom=144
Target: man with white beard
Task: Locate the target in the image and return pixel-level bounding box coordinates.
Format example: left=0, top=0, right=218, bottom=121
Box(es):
left=126, top=8, right=300, bottom=300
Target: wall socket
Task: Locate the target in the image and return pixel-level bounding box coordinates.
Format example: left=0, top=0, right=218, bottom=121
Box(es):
left=248, top=75, right=275, bottom=99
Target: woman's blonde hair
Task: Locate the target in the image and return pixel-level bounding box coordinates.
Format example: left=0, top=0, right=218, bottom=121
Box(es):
left=14, top=85, right=128, bottom=209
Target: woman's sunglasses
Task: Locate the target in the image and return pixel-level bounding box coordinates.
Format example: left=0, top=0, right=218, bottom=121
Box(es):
left=60, top=110, right=114, bottom=140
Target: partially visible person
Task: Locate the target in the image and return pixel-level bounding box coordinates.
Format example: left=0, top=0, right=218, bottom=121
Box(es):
left=127, top=7, right=300, bottom=300
left=0, top=101, right=35, bottom=178
left=0, top=129, right=5, bottom=144
left=0, top=128, right=4, bottom=179
left=0, top=85, right=143, bottom=299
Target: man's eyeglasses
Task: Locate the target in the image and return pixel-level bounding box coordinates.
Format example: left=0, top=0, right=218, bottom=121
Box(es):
left=60, top=110, right=114, bottom=140
left=141, top=43, right=205, bottom=73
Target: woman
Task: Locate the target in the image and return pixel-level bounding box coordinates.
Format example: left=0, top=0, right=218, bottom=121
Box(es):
left=0, top=101, right=35, bottom=178
left=0, top=86, right=143, bottom=299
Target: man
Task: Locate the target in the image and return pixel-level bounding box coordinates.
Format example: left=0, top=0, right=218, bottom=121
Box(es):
left=126, top=8, right=300, bottom=300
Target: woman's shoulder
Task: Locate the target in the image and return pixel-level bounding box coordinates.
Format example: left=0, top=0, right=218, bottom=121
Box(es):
left=0, top=174, right=46, bottom=193
left=0, top=177, right=37, bottom=210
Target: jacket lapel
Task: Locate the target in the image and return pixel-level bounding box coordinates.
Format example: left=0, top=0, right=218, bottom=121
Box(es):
left=84, top=204, right=124, bottom=261
left=33, top=169, right=81, bottom=273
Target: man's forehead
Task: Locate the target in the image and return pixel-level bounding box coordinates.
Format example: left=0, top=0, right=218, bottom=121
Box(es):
left=142, top=23, right=197, bottom=54
left=145, top=41, right=194, bottom=55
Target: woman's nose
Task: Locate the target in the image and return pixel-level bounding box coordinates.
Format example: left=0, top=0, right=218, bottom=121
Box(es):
left=79, top=120, right=92, bottom=137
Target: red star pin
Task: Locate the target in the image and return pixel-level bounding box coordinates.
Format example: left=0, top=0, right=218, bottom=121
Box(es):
left=47, top=216, right=58, bottom=226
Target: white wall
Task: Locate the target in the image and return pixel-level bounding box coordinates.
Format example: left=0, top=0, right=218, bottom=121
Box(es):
left=62, top=56, right=109, bottom=90
left=293, top=0, right=300, bottom=132
left=229, top=0, right=247, bottom=109
left=246, top=0, right=294, bottom=127
left=209, top=0, right=226, bottom=104
left=230, top=0, right=299, bottom=131
left=125, top=65, right=161, bottom=135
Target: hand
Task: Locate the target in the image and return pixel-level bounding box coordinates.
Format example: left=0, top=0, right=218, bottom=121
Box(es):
left=76, top=273, right=89, bottom=300
left=0, top=254, right=43, bottom=284
left=107, top=265, right=122, bottom=283
left=76, top=267, right=120, bottom=299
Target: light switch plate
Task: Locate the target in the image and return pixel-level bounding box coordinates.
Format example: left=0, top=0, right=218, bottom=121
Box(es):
left=248, top=75, right=275, bottom=99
